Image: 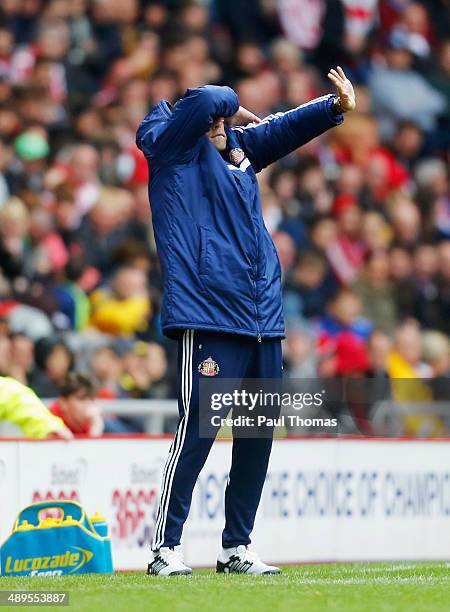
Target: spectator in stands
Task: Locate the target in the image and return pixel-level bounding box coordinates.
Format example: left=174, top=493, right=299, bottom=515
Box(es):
left=0, top=375, right=72, bottom=439
left=77, top=187, right=136, bottom=275
left=283, top=325, right=318, bottom=379
left=327, top=195, right=366, bottom=285
left=353, top=251, right=398, bottom=333
left=388, top=320, right=444, bottom=436
left=369, top=29, right=446, bottom=139
left=320, top=288, right=373, bottom=342
left=90, top=266, right=151, bottom=336
left=30, top=337, right=74, bottom=397
left=9, top=130, right=50, bottom=196
left=49, top=372, right=104, bottom=437
left=316, top=289, right=373, bottom=385
left=423, top=331, right=450, bottom=378
left=91, top=345, right=123, bottom=399
left=412, top=243, right=442, bottom=329
left=336, top=331, right=370, bottom=377
left=284, top=250, right=336, bottom=321
left=389, top=247, right=416, bottom=320
left=8, top=333, right=34, bottom=385
left=387, top=193, right=422, bottom=248
left=414, top=159, right=450, bottom=241
left=391, top=121, right=424, bottom=170
left=388, top=319, right=432, bottom=379
left=0, top=332, right=11, bottom=376
left=367, top=330, right=392, bottom=377
left=53, top=256, right=91, bottom=331
left=422, top=331, right=450, bottom=403
left=119, top=341, right=169, bottom=400
left=427, top=38, right=450, bottom=121
left=0, top=197, right=30, bottom=282
left=361, top=211, right=392, bottom=253
left=27, top=207, right=69, bottom=278
left=90, top=343, right=155, bottom=433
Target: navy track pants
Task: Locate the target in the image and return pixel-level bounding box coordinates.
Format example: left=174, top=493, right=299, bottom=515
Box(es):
left=151, top=330, right=282, bottom=550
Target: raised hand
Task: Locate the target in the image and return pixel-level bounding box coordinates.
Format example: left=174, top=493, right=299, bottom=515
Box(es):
left=327, top=66, right=356, bottom=113
left=226, top=106, right=261, bottom=127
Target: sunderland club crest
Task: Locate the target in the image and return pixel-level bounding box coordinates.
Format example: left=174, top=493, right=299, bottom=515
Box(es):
left=229, top=148, right=245, bottom=166
left=198, top=356, right=220, bottom=376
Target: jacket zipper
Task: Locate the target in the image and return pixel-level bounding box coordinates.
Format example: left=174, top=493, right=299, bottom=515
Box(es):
left=250, top=188, right=262, bottom=343
left=251, top=278, right=261, bottom=342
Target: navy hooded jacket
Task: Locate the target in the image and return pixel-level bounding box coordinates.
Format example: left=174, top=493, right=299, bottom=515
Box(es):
left=136, top=86, right=343, bottom=340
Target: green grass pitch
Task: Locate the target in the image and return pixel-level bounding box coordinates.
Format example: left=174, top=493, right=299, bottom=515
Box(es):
left=1, top=562, right=449, bottom=611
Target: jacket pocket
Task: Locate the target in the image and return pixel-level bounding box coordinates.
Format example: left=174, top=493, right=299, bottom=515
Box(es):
left=264, top=228, right=282, bottom=279
left=199, top=226, right=209, bottom=277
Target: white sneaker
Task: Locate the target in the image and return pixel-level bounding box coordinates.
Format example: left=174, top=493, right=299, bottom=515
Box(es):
left=216, top=545, right=281, bottom=575
left=147, top=547, right=192, bottom=576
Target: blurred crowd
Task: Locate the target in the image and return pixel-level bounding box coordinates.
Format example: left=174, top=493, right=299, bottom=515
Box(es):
left=0, top=0, right=449, bottom=435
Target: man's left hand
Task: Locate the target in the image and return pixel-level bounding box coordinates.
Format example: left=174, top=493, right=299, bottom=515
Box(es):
left=226, top=106, right=261, bottom=127
left=327, top=66, right=356, bottom=113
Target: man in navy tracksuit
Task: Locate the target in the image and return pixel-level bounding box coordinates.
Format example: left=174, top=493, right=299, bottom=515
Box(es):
left=137, top=67, right=356, bottom=575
